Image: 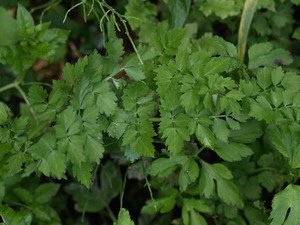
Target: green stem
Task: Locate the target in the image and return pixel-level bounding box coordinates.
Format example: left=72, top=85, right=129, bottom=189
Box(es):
left=193, top=146, right=205, bottom=157
left=0, top=82, right=15, bottom=93
left=148, top=117, right=161, bottom=122
left=120, top=167, right=128, bottom=209
left=142, top=159, right=157, bottom=212
left=15, top=84, right=37, bottom=121
left=105, top=205, right=117, bottom=222
left=237, top=0, right=258, bottom=63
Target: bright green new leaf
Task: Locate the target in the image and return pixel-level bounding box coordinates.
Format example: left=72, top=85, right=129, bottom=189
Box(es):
left=114, top=208, right=135, bottom=225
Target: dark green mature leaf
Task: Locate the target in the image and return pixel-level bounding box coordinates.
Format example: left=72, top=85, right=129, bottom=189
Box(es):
left=230, top=120, right=263, bottom=143
left=178, top=158, right=200, bottom=191
left=0, top=7, right=18, bottom=46
left=0, top=205, right=32, bottom=225
left=142, top=189, right=178, bottom=214
left=214, top=141, right=253, bottom=162
left=248, top=42, right=292, bottom=69
left=34, top=183, right=60, bottom=204
left=196, top=124, right=215, bottom=149
left=270, top=184, right=300, bottom=225
left=169, top=0, right=191, bottom=28
left=212, top=118, right=230, bottom=142
left=199, top=161, right=243, bottom=208
left=182, top=198, right=212, bottom=225
left=0, top=102, right=10, bottom=125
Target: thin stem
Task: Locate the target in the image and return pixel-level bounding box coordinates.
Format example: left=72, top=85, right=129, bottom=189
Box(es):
left=105, top=205, right=117, bottom=222
left=120, top=167, right=128, bottom=209
left=142, top=159, right=157, bottom=212
left=39, top=0, right=63, bottom=23
left=0, top=82, right=15, bottom=93
left=22, top=81, right=52, bottom=87
left=15, top=84, right=38, bottom=121
left=63, top=1, right=85, bottom=23
left=193, top=146, right=205, bottom=157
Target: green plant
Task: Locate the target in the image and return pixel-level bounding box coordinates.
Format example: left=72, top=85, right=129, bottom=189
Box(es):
left=1, top=0, right=300, bottom=224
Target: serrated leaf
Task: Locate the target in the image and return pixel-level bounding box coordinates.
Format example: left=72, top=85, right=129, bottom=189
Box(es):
left=230, top=120, right=263, bottom=143
left=212, top=118, right=230, bottom=142
left=196, top=124, right=215, bottom=148
left=0, top=102, right=10, bottom=125
left=114, top=208, right=135, bottom=225
left=178, top=158, right=200, bottom=192
left=84, top=135, right=104, bottom=163
left=248, top=42, right=292, bottom=69
left=72, top=162, right=93, bottom=188
left=214, top=141, right=253, bottom=162
left=270, top=184, right=300, bottom=225
left=199, top=161, right=243, bottom=208
left=95, top=81, right=118, bottom=116
left=148, top=156, right=188, bottom=178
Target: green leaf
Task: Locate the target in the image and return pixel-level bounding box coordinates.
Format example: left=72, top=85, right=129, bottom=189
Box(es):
left=248, top=42, right=292, bottom=69
left=84, top=135, right=104, bottom=163
left=34, top=183, right=60, bottom=204
left=123, top=121, right=155, bottom=157
left=0, top=205, right=32, bottom=225
left=72, top=162, right=93, bottom=188
left=270, top=184, right=300, bottom=225
left=257, top=171, right=276, bottom=192
left=182, top=198, right=211, bottom=225
left=196, top=124, right=215, bottom=149
left=199, top=161, right=243, bottom=208
left=199, top=0, right=243, bottom=19
left=44, top=150, right=67, bottom=179
left=214, top=141, right=253, bottom=162
left=142, top=189, right=178, bottom=214
left=148, top=156, right=188, bottom=178
left=212, top=118, right=230, bottom=142
left=293, top=27, right=300, bottom=40
left=0, top=182, right=5, bottom=203
left=64, top=183, right=106, bottom=212
left=0, top=7, right=18, bottom=45
left=230, top=120, right=263, bottom=143
left=169, top=0, right=191, bottom=28
left=267, top=126, right=300, bottom=169
left=0, top=102, right=10, bottom=125
left=62, top=56, right=88, bottom=84
left=271, top=67, right=285, bottom=85
left=17, top=4, right=35, bottom=38
left=178, top=158, right=200, bottom=192
left=114, top=208, right=135, bottom=225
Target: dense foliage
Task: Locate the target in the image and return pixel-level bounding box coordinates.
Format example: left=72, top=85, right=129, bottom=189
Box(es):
left=1, top=0, right=300, bottom=224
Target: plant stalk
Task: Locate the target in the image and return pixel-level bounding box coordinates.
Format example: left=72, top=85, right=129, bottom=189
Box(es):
left=237, top=0, right=258, bottom=63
